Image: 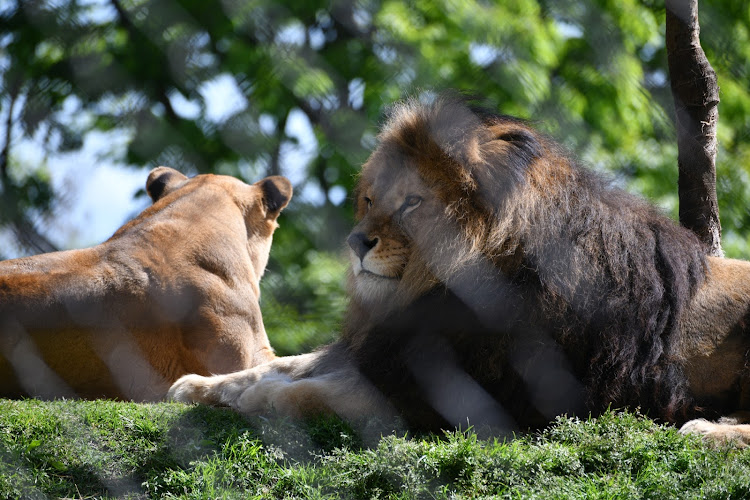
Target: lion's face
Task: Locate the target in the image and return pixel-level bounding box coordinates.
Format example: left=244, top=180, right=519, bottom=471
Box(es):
left=347, top=154, right=448, bottom=312
left=344, top=95, right=544, bottom=317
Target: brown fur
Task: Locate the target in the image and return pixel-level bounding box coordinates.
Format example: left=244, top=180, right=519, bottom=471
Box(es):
left=169, top=95, right=750, bottom=444
left=0, top=167, right=291, bottom=401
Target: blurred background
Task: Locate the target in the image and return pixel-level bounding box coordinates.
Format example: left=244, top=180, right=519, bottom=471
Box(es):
left=2, top=0, right=750, bottom=354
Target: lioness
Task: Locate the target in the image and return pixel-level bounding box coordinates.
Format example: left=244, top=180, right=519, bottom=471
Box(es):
left=169, top=96, right=750, bottom=444
left=1, top=167, right=291, bottom=401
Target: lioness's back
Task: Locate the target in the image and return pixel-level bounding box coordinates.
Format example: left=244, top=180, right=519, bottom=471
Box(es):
left=0, top=167, right=292, bottom=401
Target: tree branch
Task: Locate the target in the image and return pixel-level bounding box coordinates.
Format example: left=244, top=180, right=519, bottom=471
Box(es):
left=0, top=83, right=19, bottom=180
left=268, top=111, right=289, bottom=177
left=665, top=0, right=722, bottom=256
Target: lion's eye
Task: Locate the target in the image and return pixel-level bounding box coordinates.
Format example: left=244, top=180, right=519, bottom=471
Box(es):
left=363, top=197, right=373, bottom=210
left=402, top=195, right=422, bottom=214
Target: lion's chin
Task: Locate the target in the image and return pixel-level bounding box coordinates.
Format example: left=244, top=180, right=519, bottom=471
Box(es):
left=351, top=271, right=400, bottom=306
left=357, top=269, right=399, bottom=281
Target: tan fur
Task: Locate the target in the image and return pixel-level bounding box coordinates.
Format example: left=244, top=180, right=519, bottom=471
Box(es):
left=169, top=97, right=750, bottom=445
left=0, top=167, right=291, bottom=401
left=168, top=346, right=394, bottom=422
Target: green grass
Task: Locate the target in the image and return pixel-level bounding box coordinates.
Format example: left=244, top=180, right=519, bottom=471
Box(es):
left=1, top=401, right=749, bottom=499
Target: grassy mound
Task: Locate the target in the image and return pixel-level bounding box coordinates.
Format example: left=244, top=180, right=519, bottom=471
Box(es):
left=1, top=400, right=748, bottom=499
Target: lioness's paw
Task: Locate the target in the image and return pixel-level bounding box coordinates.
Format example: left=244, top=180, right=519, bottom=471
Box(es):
left=166, top=374, right=209, bottom=404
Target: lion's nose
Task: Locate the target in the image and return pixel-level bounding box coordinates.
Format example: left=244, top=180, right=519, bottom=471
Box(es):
left=347, top=232, right=379, bottom=261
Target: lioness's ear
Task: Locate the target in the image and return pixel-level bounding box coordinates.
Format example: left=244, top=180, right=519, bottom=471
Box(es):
left=146, top=166, right=188, bottom=202
left=257, top=176, right=293, bottom=217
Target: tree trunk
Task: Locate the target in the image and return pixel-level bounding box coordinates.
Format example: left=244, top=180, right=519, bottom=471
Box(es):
left=665, top=0, right=723, bottom=256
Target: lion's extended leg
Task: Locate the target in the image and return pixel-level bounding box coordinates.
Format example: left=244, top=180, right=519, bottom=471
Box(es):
left=167, top=347, right=394, bottom=422
left=168, top=351, right=324, bottom=408
left=680, top=412, right=750, bottom=447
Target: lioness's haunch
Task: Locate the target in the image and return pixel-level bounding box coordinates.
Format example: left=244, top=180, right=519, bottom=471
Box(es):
left=170, top=95, right=750, bottom=445
left=0, top=167, right=291, bottom=401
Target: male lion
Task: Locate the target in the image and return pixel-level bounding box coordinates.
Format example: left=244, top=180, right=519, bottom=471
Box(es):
left=169, top=96, right=750, bottom=444
left=1, top=166, right=291, bottom=401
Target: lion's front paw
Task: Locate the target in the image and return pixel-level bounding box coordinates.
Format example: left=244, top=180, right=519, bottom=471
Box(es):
left=167, top=374, right=209, bottom=404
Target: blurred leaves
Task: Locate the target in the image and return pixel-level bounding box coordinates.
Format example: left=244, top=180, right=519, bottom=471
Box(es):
left=261, top=250, right=348, bottom=356
left=2, top=0, right=750, bottom=348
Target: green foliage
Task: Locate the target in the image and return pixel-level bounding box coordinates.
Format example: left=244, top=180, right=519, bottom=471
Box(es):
left=2, top=401, right=750, bottom=499
left=3, top=0, right=750, bottom=344
left=260, top=247, right=348, bottom=356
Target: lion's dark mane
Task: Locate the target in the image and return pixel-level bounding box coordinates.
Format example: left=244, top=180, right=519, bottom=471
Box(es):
left=345, top=96, right=709, bottom=431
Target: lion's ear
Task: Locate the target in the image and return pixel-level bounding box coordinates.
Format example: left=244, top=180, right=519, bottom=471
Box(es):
left=146, top=166, right=188, bottom=202
left=484, top=124, right=542, bottom=165
left=256, top=176, right=293, bottom=217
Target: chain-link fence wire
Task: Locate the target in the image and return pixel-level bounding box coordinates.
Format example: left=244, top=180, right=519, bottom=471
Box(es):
left=2, top=0, right=750, bottom=495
